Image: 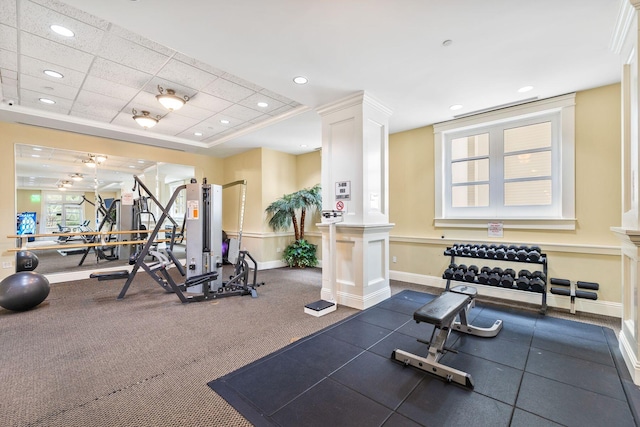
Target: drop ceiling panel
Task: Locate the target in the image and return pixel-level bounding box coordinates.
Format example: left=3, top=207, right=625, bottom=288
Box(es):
left=171, top=104, right=216, bottom=122
left=20, top=32, right=94, bottom=72
left=0, top=1, right=17, bottom=27
left=88, top=57, right=152, bottom=88
left=97, top=32, right=171, bottom=75
left=108, top=24, right=176, bottom=57
left=156, top=58, right=219, bottom=92
left=74, top=90, right=128, bottom=113
left=20, top=1, right=107, bottom=53
left=0, top=24, right=17, bottom=51
left=31, top=0, right=109, bottom=29
left=201, top=78, right=256, bottom=103
left=186, top=91, right=233, bottom=112
left=82, top=75, right=140, bottom=101
left=20, top=73, right=80, bottom=100
left=2, top=69, right=17, bottom=80
left=222, top=103, right=265, bottom=122
left=173, top=52, right=225, bottom=77
left=20, top=93, right=72, bottom=112
left=142, top=76, right=194, bottom=100
left=21, top=56, right=86, bottom=88
left=1, top=48, right=17, bottom=71
left=146, top=114, right=200, bottom=137
left=239, top=92, right=285, bottom=114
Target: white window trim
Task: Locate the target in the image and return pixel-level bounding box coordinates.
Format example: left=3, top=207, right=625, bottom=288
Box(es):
left=434, top=93, right=576, bottom=230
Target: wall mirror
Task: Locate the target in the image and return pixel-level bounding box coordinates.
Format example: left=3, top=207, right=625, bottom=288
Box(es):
left=14, top=143, right=194, bottom=277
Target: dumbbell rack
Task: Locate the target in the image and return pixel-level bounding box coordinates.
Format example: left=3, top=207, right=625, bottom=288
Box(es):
left=443, top=244, right=548, bottom=314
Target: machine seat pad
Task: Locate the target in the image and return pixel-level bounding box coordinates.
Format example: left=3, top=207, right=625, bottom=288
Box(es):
left=414, top=291, right=471, bottom=328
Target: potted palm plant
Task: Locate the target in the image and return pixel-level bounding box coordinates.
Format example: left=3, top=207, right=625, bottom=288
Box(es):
left=265, top=184, right=322, bottom=267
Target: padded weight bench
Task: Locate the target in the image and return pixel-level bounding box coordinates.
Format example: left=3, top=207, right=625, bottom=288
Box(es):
left=392, top=285, right=503, bottom=388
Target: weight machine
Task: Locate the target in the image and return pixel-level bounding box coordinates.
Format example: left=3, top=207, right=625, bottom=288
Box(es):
left=112, top=176, right=262, bottom=302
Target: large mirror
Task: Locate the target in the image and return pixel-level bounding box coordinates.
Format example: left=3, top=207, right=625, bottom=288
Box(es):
left=14, top=144, right=194, bottom=276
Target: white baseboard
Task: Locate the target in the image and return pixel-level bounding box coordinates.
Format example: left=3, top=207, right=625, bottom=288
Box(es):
left=389, top=270, right=622, bottom=318
left=619, top=331, right=640, bottom=384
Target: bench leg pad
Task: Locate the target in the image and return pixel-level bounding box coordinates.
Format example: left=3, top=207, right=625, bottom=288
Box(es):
left=453, top=319, right=503, bottom=338
left=392, top=349, right=474, bottom=389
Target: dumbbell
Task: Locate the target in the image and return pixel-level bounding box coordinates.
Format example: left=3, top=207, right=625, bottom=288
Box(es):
left=516, top=248, right=529, bottom=261
left=495, top=248, right=506, bottom=259
left=477, top=270, right=490, bottom=284
left=530, top=277, right=545, bottom=292
left=463, top=269, right=476, bottom=282
left=453, top=264, right=467, bottom=280
left=486, top=247, right=496, bottom=258
left=503, top=268, right=516, bottom=278
left=500, top=274, right=515, bottom=288
left=518, top=269, right=532, bottom=278
left=480, top=266, right=492, bottom=274
left=490, top=267, right=503, bottom=276
left=506, top=248, right=518, bottom=260
left=516, top=275, right=530, bottom=290
left=531, top=271, right=547, bottom=282
left=476, top=245, right=487, bottom=258
left=528, top=249, right=542, bottom=262
left=488, top=272, right=501, bottom=286
left=443, top=267, right=455, bottom=280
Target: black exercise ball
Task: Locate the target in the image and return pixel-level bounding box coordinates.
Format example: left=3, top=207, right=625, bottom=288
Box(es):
left=0, top=271, right=50, bottom=311
left=16, top=250, right=39, bottom=272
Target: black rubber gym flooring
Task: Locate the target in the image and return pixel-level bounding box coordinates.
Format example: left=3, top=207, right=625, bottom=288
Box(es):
left=208, top=290, right=640, bottom=426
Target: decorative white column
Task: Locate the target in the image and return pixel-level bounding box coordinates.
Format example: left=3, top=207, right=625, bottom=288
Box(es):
left=611, top=0, right=640, bottom=384
left=317, top=91, right=393, bottom=310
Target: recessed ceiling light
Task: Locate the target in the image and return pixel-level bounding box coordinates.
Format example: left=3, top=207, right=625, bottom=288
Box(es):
left=50, top=24, right=74, bottom=37
left=194, top=131, right=203, bottom=136
left=43, top=70, right=63, bottom=78
left=518, top=86, right=534, bottom=93
left=293, top=76, right=308, bottom=85
left=39, top=98, right=55, bottom=104
left=32, top=147, right=42, bottom=151
left=449, top=104, right=463, bottom=111
left=257, top=102, right=269, bottom=108
left=300, top=144, right=308, bottom=148
left=31, top=154, right=40, bottom=158
left=137, top=160, right=145, bottom=164
left=220, top=119, right=230, bottom=124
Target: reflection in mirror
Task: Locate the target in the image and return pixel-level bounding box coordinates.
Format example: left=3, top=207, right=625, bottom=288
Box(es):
left=14, top=144, right=194, bottom=277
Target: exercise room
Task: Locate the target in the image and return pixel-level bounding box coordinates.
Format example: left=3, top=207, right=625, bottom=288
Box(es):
left=1, top=1, right=638, bottom=426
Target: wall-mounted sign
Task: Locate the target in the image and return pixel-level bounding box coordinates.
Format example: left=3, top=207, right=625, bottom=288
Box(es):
left=335, top=181, right=351, bottom=200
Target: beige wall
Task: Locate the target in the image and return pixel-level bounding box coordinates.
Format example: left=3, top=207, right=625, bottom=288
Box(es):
left=388, top=84, right=623, bottom=310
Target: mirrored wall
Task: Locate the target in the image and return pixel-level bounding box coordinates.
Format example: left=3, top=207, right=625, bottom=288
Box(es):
left=15, top=144, right=194, bottom=275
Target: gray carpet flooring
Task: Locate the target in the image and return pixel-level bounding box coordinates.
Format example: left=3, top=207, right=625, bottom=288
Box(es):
left=0, top=266, right=627, bottom=426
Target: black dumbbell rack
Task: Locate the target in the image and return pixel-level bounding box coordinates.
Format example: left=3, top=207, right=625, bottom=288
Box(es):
left=443, top=243, right=548, bottom=314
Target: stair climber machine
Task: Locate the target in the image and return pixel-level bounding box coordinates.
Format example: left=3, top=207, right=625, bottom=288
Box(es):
left=104, top=176, right=262, bottom=303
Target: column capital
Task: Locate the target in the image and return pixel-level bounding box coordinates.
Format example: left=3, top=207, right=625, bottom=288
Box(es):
left=316, top=91, right=392, bottom=117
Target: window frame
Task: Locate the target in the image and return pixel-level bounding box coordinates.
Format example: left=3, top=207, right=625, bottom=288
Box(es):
left=434, top=94, right=576, bottom=230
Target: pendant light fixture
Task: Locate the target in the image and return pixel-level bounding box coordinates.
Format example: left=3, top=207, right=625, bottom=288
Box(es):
left=156, top=85, right=189, bottom=111
left=132, top=109, right=160, bottom=129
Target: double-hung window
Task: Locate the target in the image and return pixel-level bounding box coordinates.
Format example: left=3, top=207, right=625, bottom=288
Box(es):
left=434, top=94, right=575, bottom=229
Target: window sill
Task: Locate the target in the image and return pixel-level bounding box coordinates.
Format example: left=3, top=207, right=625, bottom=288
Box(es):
left=434, top=218, right=576, bottom=230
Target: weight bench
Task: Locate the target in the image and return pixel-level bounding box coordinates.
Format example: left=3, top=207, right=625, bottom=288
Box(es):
left=392, top=285, right=503, bottom=389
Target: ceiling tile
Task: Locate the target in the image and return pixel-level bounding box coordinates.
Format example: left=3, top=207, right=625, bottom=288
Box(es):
left=2, top=68, right=17, bottom=79
left=74, top=90, right=129, bottom=113
left=172, top=52, right=225, bottom=77
left=145, top=112, right=201, bottom=137
left=19, top=1, right=107, bottom=54
left=0, top=0, right=17, bottom=27
left=142, top=76, right=194, bottom=100
left=239, top=92, right=285, bottom=114
left=2, top=77, right=19, bottom=98
left=221, top=103, right=264, bottom=121
left=156, top=58, right=219, bottom=91
left=20, top=32, right=94, bottom=72
left=97, top=32, right=171, bottom=75
left=20, top=55, right=86, bottom=88
left=0, top=24, right=17, bottom=51
left=30, top=0, right=109, bottom=29
left=83, top=75, right=140, bottom=101
left=20, top=88, right=73, bottom=111
left=20, top=73, right=79, bottom=100
left=1, top=48, right=17, bottom=71
left=201, top=77, right=256, bottom=103
left=186, top=91, right=233, bottom=112
left=109, top=24, right=176, bottom=57
left=88, top=57, right=152, bottom=89
left=221, top=72, right=264, bottom=92
left=171, top=104, right=216, bottom=122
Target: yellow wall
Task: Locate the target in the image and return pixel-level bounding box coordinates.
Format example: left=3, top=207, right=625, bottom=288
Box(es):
left=388, top=84, right=622, bottom=308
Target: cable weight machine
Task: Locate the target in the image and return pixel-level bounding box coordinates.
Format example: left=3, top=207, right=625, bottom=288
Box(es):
left=113, top=176, right=262, bottom=303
